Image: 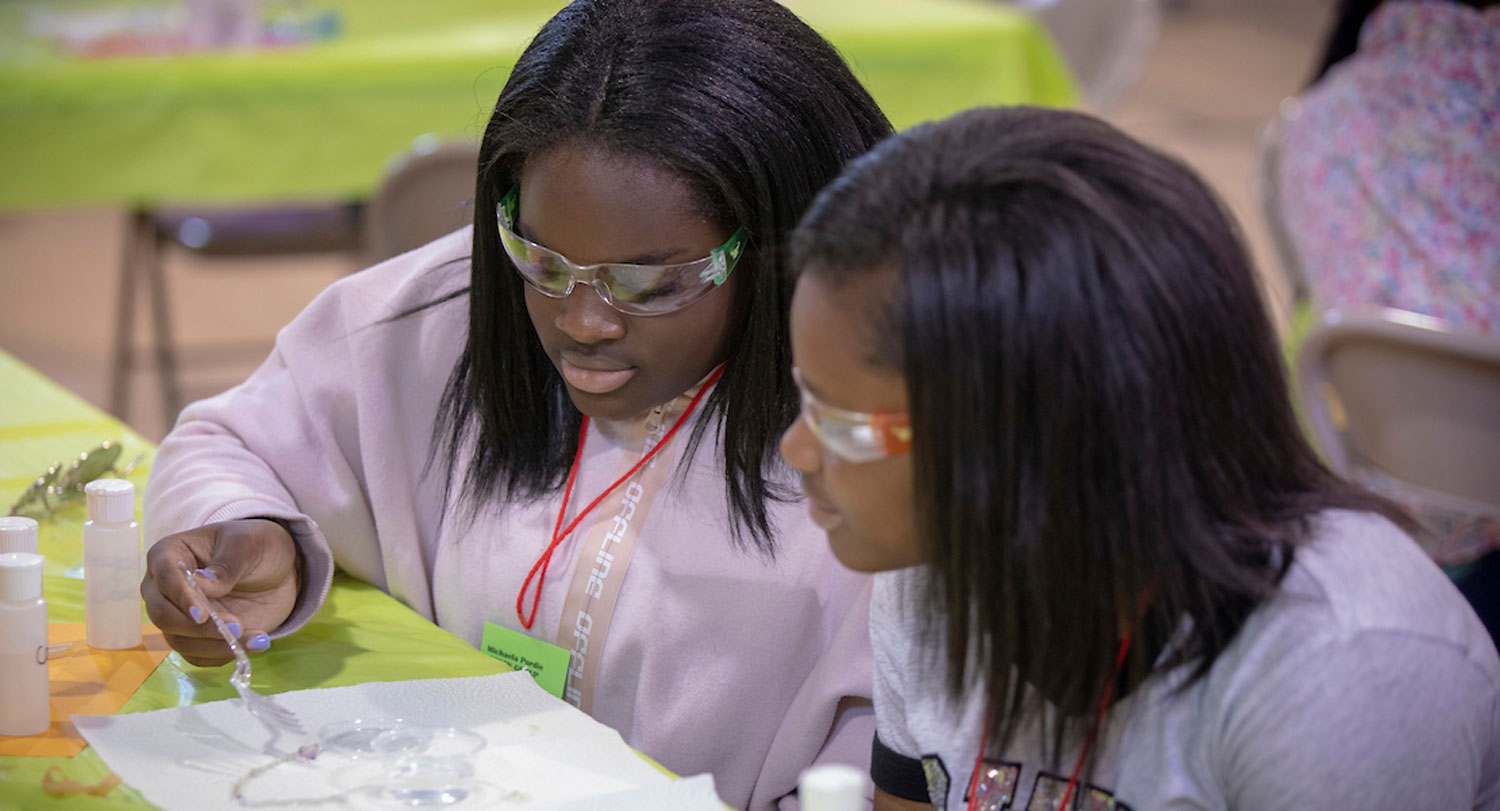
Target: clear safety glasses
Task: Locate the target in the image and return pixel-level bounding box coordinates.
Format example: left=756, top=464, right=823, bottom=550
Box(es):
left=496, top=185, right=746, bottom=316
left=792, top=367, right=912, bottom=464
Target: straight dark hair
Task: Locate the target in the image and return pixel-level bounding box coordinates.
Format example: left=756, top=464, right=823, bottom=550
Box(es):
left=436, top=0, right=892, bottom=552
left=791, top=107, right=1409, bottom=760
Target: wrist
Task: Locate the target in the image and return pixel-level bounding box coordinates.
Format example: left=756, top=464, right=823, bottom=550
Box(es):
left=244, top=515, right=306, bottom=628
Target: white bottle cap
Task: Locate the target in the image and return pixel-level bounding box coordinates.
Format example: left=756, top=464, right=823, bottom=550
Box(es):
left=0, top=516, right=39, bottom=555
left=798, top=764, right=868, bottom=811
left=85, top=478, right=136, bottom=524
left=0, top=552, right=44, bottom=601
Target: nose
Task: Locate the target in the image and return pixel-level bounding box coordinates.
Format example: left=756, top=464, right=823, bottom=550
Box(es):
left=779, top=412, right=823, bottom=475
left=554, top=282, right=627, bottom=345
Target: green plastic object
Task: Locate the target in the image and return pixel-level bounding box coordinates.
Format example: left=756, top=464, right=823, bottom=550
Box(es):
left=0, top=0, right=1073, bottom=211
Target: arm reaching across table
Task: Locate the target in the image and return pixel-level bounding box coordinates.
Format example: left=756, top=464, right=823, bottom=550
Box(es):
left=142, top=229, right=474, bottom=662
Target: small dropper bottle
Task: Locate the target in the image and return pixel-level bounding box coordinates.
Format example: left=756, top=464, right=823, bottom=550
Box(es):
left=83, top=478, right=142, bottom=650
left=0, top=516, right=39, bottom=556
left=798, top=764, right=868, bottom=811
left=0, top=552, right=51, bottom=737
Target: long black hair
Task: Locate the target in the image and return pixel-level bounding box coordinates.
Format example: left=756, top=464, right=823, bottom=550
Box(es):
left=436, top=0, right=892, bottom=553
left=791, top=107, right=1408, bottom=758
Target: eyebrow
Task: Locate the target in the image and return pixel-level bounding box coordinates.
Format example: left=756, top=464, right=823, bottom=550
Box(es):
left=800, top=361, right=908, bottom=411
left=516, top=217, right=700, bottom=266
left=799, top=371, right=831, bottom=401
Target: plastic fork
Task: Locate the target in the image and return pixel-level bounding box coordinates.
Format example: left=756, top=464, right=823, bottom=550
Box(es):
left=178, top=562, right=308, bottom=739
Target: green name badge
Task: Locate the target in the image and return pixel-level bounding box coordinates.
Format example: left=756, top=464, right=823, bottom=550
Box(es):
left=480, top=622, right=570, bottom=700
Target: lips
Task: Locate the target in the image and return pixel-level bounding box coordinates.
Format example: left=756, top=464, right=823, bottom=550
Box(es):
left=559, top=352, right=638, bottom=395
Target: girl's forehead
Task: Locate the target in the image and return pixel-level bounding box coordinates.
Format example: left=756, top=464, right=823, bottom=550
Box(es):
left=522, top=145, right=698, bottom=209
left=791, top=272, right=907, bottom=412
left=517, top=145, right=727, bottom=265
left=792, top=265, right=900, bottom=350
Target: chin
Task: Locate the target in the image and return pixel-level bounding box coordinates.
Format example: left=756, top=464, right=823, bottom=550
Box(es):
left=826, top=527, right=891, bottom=573
left=826, top=522, right=925, bottom=573
left=564, top=383, right=659, bottom=423
left=566, top=389, right=632, bottom=421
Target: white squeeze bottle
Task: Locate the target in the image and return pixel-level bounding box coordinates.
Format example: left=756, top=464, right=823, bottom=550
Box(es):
left=0, top=552, right=51, bottom=737
left=84, top=478, right=143, bottom=650
left=0, top=516, right=39, bottom=555
left=799, top=764, right=868, bottom=811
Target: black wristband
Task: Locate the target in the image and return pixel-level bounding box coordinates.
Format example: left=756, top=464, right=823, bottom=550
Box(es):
left=872, top=732, right=931, bottom=803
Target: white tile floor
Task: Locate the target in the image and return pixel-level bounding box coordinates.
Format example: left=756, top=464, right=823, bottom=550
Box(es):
left=0, top=0, right=1337, bottom=442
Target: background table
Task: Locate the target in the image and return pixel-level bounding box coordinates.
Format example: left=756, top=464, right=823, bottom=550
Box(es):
left=0, top=0, right=1074, bottom=210
left=0, top=348, right=512, bottom=809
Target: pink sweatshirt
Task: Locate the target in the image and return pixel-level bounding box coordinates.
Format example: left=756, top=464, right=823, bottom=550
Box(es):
left=144, top=227, right=875, bottom=810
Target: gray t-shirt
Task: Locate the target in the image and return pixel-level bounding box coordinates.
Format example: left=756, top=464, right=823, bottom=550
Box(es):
left=872, top=509, right=1500, bottom=810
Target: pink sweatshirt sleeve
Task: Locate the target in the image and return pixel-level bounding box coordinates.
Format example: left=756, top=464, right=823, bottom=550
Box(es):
left=144, top=229, right=473, bottom=636
left=755, top=577, right=876, bottom=810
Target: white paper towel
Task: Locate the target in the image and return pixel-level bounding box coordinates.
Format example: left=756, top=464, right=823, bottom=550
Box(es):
left=546, top=774, right=725, bottom=810
left=74, top=671, right=723, bottom=810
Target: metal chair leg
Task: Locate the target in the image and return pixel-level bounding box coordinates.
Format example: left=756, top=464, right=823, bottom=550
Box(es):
left=141, top=215, right=183, bottom=429
left=108, top=209, right=146, bottom=420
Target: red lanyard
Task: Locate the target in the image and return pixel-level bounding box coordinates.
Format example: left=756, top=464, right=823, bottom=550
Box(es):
left=514, top=365, right=725, bottom=629
left=967, top=634, right=1132, bottom=811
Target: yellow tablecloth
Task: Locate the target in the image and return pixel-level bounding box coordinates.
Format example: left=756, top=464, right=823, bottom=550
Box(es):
left=0, top=348, right=511, bottom=808
left=0, top=0, right=1074, bottom=210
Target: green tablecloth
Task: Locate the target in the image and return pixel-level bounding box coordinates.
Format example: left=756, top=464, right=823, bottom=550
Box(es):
left=0, top=349, right=511, bottom=808
left=0, top=0, right=1074, bottom=210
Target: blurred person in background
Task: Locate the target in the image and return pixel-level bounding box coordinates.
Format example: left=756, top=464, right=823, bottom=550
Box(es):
left=1282, top=0, right=1499, bottom=334
left=1279, top=0, right=1500, bottom=640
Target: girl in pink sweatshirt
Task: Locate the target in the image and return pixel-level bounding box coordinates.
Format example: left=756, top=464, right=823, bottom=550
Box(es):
left=138, top=1, right=893, bottom=807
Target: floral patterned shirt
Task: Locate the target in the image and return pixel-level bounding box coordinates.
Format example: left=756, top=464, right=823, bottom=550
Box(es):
left=1280, top=1, right=1500, bottom=566
left=1280, top=0, right=1500, bottom=336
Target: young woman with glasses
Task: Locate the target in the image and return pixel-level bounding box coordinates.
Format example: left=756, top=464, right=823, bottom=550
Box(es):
left=139, top=1, right=893, bottom=805
left=782, top=106, right=1500, bottom=810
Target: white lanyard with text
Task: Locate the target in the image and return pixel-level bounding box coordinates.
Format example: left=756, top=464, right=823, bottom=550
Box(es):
left=554, top=400, right=675, bottom=712
left=512, top=366, right=723, bottom=713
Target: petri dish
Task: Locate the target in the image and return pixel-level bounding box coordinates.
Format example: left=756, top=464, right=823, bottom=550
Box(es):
left=374, top=727, right=488, bottom=807
left=317, top=718, right=417, bottom=759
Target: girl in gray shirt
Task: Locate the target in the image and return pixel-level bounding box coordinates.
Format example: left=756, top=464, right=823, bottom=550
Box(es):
left=780, top=106, right=1500, bottom=810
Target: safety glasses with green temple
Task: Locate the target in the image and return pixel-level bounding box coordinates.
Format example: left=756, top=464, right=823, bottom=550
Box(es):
left=496, top=185, right=747, bottom=316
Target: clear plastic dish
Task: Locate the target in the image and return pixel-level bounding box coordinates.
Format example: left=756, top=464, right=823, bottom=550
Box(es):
left=317, top=718, right=416, bottom=759
left=376, top=727, right=487, bottom=807
left=232, top=719, right=499, bottom=807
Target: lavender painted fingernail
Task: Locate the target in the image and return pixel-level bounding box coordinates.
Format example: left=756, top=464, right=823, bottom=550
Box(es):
left=189, top=606, right=204, bottom=624
left=248, top=634, right=271, bottom=652
left=194, top=568, right=218, bottom=583
left=226, top=621, right=242, bottom=639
